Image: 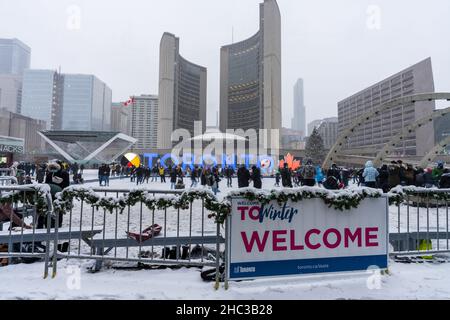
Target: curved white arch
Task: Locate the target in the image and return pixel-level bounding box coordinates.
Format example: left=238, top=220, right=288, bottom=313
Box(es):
left=373, top=107, right=450, bottom=167
left=323, top=92, right=450, bottom=168
left=419, top=135, right=450, bottom=168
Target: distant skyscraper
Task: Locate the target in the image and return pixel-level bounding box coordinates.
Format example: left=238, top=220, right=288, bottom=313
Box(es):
left=22, top=70, right=112, bottom=131
left=111, top=102, right=131, bottom=135
left=220, top=0, right=282, bottom=132
left=157, top=33, right=207, bottom=149
left=0, top=74, right=22, bottom=113
left=21, top=70, right=63, bottom=130
left=338, top=58, right=435, bottom=156
left=0, top=38, right=31, bottom=75
left=316, top=117, right=339, bottom=150
left=291, top=79, right=306, bottom=136
left=61, top=74, right=112, bottom=131
left=130, top=95, right=158, bottom=151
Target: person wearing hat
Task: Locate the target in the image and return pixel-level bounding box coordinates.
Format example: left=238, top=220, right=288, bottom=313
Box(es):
left=38, top=161, right=70, bottom=229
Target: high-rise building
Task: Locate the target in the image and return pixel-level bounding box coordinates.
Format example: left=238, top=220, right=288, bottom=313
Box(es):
left=0, top=38, right=31, bottom=76
left=61, top=74, right=112, bottom=131
left=316, top=117, right=338, bottom=150
left=21, top=69, right=63, bottom=130
left=291, top=79, right=306, bottom=136
left=111, top=102, right=131, bottom=135
left=338, top=58, right=435, bottom=156
left=220, top=0, right=281, bottom=132
left=130, top=95, right=158, bottom=151
left=0, top=74, right=22, bottom=113
left=434, top=113, right=450, bottom=153
left=157, top=33, right=207, bottom=149
left=21, top=70, right=112, bottom=131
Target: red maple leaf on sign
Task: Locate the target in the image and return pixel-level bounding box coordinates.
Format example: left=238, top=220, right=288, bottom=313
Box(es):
left=279, top=153, right=301, bottom=171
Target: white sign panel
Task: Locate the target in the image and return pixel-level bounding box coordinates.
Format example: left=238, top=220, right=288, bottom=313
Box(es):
left=227, top=197, right=388, bottom=280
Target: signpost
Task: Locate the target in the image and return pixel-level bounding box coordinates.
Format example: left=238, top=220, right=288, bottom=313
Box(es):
left=227, top=197, right=388, bottom=280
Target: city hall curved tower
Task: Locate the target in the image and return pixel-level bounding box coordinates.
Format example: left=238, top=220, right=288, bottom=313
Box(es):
left=220, top=0, right=281, bottom=132
left=158, top=32, right=207, bottom=149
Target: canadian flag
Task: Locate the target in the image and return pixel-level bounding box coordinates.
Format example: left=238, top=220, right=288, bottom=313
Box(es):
left=123, top=97, right=135, bottom=107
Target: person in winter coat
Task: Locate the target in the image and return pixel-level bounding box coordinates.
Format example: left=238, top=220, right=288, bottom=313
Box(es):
left=170, top=168, right=178, bottom=189
left=362, top=161, right=379, bottom=189
left=224, top=166, right=235, bottom=187
left=251, top=165, right=262, bottom=189
left=36, top=163, right=47, bottom=183
left=301, top=160, right=316, bottom=187
left=388, top=161, right=401, bottom=190
left=280, top=163, right=293, bottom=188
left=433, top=162, right=445, bottom=186
left=159, top=166, right=166, bottom=183
left=378, top=164, right=390, bottom=193
left=315, top=166, right=324, bottom=187
left=275, top=171, right=281, bottom=187
left=190, top=166, right=198, bottom=188
left=42, top=161, right=70, bottom=229
left=439, top=171, right=450, bottom=189
left=237, top=165, right=251, bottom=188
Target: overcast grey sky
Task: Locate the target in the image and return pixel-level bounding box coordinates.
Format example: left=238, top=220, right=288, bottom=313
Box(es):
left=1, top=0, right=449, bottom=128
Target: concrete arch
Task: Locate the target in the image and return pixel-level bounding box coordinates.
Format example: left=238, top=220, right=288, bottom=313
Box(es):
left=419, top=135, right=450, bottom=168
left=323, top=92, right=450, bottom=169
left=373, top=107, right=450, bottom=167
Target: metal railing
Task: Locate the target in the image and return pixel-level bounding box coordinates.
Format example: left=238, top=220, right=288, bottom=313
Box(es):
left=389, top=189, right=450, bottom=257
left=0, top=185, right=54, bottom=277
left=51, top=188, right=224, bottom=278
left=1, top=185, right=450, bottom=281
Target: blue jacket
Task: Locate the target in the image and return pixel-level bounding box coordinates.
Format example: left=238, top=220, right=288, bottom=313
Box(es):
left=363, top=161, right=379, bottom=182
left=315, top=166, right=324, bottom=183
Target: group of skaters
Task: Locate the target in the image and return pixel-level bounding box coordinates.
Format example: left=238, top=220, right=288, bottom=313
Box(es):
left=274, top=159, right=450, bottom=192
left=96, top=159, right=450, bottom=193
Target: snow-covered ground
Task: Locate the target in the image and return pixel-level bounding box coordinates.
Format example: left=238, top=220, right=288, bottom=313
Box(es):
left=1, top=171, right=450, bottom=300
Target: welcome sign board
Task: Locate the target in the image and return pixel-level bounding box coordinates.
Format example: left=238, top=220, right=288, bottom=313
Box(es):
left=227, top=197, right=388, bottom=280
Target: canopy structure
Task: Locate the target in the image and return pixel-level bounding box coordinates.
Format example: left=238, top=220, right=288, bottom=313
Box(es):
left=38, top=131, right=137, bottom=164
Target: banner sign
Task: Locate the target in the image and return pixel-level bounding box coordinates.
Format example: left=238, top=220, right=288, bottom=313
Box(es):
left=227, top=197, right=388, bottom=280
left=0, top=136, right=25, bottom=154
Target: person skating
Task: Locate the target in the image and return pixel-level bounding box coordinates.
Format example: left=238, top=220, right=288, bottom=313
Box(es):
left=362, top=161, right=379, bottom=189
left=251, top=165, right=262, bottom=189
left=280, top=163, right=292, bottom=188
left=237, top=165, right=250, bottom=188
left=301, top=160, right=316, bottom=187
left=170, top=167, right=177, bottom=189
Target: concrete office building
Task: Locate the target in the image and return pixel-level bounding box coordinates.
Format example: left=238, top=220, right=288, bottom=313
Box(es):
left=0, top=38, right=31, bottom=76
left=130, top=95, right=159, bottom=151
left=111, top=102, right=131, bottom=135
left=21, top=69, right=63, bottom=130
left=61, top=74, right=112, bottom=131
left=291, top=79, right=306, bottom=137
left=0, top=108, right=46, bottom=158
left=220, top=0, right=282, bottom=133
left=0, top=74, right=22, bottom=113
left=338, top=58, right=436, bottom=156
left=157, top=33, right=207, bottom=149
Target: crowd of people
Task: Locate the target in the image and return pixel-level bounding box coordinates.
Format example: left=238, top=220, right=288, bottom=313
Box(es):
left=277, top=160, right=450, bottom=192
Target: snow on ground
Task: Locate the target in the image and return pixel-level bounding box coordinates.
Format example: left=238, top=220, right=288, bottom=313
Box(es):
left=1, top=257, right=450, bottom=300
left=1, top=172, right=450, bottom=300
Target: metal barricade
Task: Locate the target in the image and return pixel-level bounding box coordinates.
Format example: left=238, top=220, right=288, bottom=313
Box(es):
left=0, top=185, right=54, bottom=277
left=389, top=189, right=450, bottom=257
left=52, top=188, right=225, bottom=279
